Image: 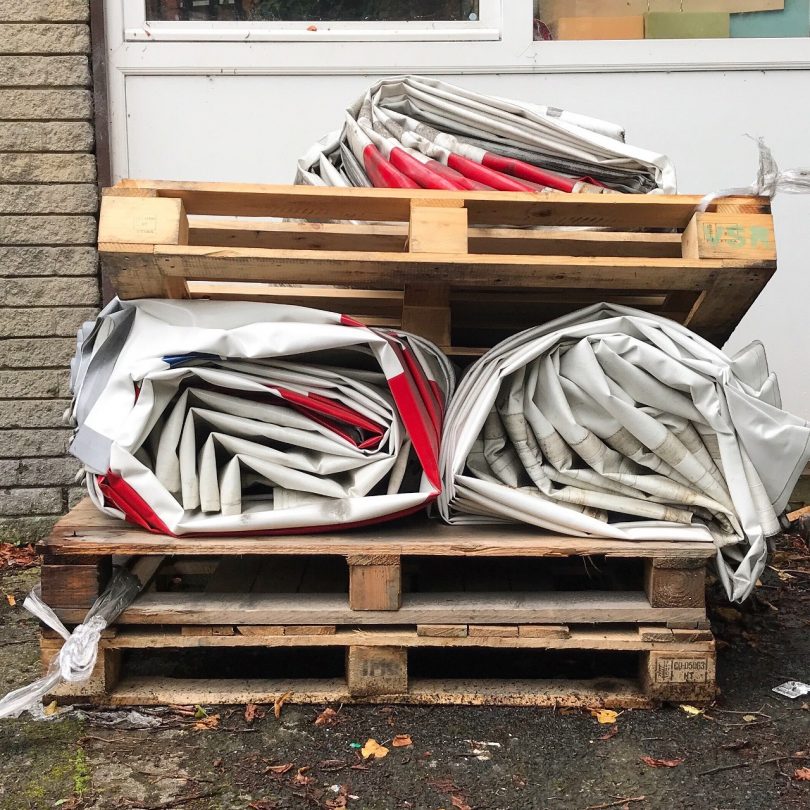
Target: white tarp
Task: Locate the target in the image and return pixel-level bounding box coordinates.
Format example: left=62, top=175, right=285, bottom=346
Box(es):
left=297, top=75, right=676, bottom=194
left=69, top=299, right=453, bottom=535
left=438, top=303, right=810, bottom=601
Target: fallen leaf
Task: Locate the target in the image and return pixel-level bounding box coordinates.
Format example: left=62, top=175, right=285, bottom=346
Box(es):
left=212, top=758, right=223, bottom=767
left=266, top=763, right=294, bottom=775
left=43, top=700, right=58, bottom=716
left=680, top=704, right=705, bottom=716
left=274, top=690, right=293, bottom=720
left=742, top=714, right=758, bottom=723
left=361, top=738, right=389, bottom=760
left=307, top=24, right=318, bottom=31
left=392, top=734, right=413, bottom=747
left=293, top=766, right=315, bottom=786
left=598, top=726, right=619, bottom=741
left=0, top=544, right=37, bottom=571
left=244, top=703, right=263, bottom=724
left=794, top=767, right=810, bottom=781
left=641, top=756, right=684, bottom=768
left=590, top=708, right=619, bottom=725
left=315, top=707, right=339, bottom=727
left=193, top=713, right=220, bottom=731
left=193, top=704, right=208, bottom=720
left=5, top=593, right=16, bottom=607
left=720, top=740, right=749, bottom=751
left=451, top=796, right=471, bottom=810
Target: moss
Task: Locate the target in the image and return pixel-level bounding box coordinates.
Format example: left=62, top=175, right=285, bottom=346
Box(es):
left=72, top=747, right=90, bottom=796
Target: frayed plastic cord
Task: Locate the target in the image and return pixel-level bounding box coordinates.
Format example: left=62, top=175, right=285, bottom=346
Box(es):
left=698, top=137, right=810, bottom=212
left=0, top=568, right=140, bottom=720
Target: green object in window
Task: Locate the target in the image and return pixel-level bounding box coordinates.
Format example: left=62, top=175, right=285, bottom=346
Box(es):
left=730, top=0, right=810, bottom=38
left=645, top=12, right=730, bottom=39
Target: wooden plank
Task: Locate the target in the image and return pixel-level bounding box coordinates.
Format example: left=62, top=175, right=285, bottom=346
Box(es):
left=417, top=625, right=468, bottom=638
left=638, top=626, right=676, bottom=643
left=519, top=625, right=571, bottom=639
left=205, top=557, right=259, bottom=593
left=284, top=625, right=337, bottom=636
left=349, top=556, right=401, bottom=611
left=100, top=675, right=653, bottom=709
left=644, top=559, right=706, bottom=609
left=40, top=560, right=111, bottom=609
left=408, top=201, right=468, bottom=254
left=98, top=196, right=188, bottom=245
left=42, top=500, right=717, bottom=559
left=346, top=646, right=408, bottom=696
left=104, top=626, right=714, bottom=652
left=181, top=626, right=235, bottom=637
left=401, top=282, right=450, bottom=348
left=111, top=182, right=769, bottom=228
left=640, top=649, right=717, bottom=703
left=41, top=636, right=121, bottom=699
left=682, top=213, right=776, bottom=260
left=54, top=590, right=707, bottom=626
left=469, top=625, right=519, bottom=638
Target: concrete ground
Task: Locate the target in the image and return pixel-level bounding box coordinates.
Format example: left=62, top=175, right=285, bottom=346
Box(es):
left=0, top=531, right=808, bottom=810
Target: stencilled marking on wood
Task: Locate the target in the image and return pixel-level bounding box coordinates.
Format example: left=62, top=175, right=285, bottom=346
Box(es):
left=360, top=660, right=402, bottom=680
left=654, top=656, right=709, bottom=684
left=701, top=223, right=772, bottom=251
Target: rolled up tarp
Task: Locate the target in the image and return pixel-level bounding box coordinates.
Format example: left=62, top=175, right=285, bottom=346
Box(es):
left=69, top=299, right=453, bottom=535
left=438, top=303, right=810, bottom=601
left=296, top=75, right=675, bottom=194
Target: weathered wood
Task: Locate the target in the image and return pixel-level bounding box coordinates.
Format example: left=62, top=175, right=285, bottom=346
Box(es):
left=682, top=213, right=776, bottom=261
left=640, top=649, right=717, bottom=703
left=284, top=625, right=336, bottom=636
left=519, top=625, right=571, bottom=639
left=41, top=637, right=121, bottom=698
left=98, top=195, right=188, bottom=246
left=346, top=646, right=408, bottom=696
left=644, top=559, right=706, bottom=608
left=468, top=625, right=519, bottom=638
left=40, top=559, right=111, bottom=609
left=349, top=556, right=401, bottom=611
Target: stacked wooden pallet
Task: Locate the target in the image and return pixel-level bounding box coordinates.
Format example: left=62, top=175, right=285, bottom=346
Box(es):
left=39, top=181, right=777, bottom=708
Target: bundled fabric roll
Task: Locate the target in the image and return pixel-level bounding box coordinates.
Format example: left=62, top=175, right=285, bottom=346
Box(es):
left=438, top=304, right=810, bottom=601
left=297, top=75, right=675, bottom=194
left=70, top=299, right=453, bottom=535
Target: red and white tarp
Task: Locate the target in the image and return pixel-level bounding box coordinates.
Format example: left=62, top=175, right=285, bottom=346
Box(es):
left=69, top=299, right=453, bottom=535
left=437, top=304, right=810, bottom=602
left=297, top=75, right=676, bottom=194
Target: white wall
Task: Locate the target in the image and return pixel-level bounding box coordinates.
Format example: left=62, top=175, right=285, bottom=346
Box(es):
left=108, top=2, right=810, bottom=417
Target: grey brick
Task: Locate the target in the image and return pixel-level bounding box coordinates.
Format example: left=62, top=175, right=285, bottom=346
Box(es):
left=0, top=24, right=90, bottom=54
left=0, top=399, right=71, bottom=429
left=0, top=121, right=94, bottom=152
left=0, top=429, right=71, bottom=457
left=0, top=154, right=96, bottom=183
left=67, top=484, right=85, bottom=508
left=0, top=370, right=71, bottom=398
left=0, top=487, right=62, bottom=516
left=0, top=247, right=97, bottom=277
left=2, top=307, right=97, bottom=337
left=0, top=88, right=92, bottom=119
left=0, top=515, right=57, bottom=543
left=0, top=456, right=79, bottom=486
left=0, top=184, right=98, bottom=215
left=0, top=278, right=98, bottom=306
left=0, top=215, right=97, bottom=245
left=0, top=55, right=90, bottom=85
left=0, top=2, right=89, bottom=23
left=1, top=337, right=77, bottom=368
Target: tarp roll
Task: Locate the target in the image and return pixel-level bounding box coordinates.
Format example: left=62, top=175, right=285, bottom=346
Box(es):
left=438, top=304, right=810, bottom=602
left=69, top=299, right=453, bottom=535
left=296, top=76, right=676, bottom=194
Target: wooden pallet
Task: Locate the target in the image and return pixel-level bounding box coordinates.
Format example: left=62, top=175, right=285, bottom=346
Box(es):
left=98, top=180, right=776, bottom=351
left=38, top=500, right=717, bottom=707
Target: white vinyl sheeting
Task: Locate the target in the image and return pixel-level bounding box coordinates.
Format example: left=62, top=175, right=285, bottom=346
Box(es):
left=69, top=299, right=453, bottom=535
left=438, top=304, right=810, bottom=602
left=296, top=75, right=676, bottom=194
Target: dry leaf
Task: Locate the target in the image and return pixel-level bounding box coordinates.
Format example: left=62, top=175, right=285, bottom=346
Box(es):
left=43, top=700, right=58, bottom=716
left=680, top=704, right=705, bottom=716
left=266, top=763, right=293, bottom=775
left=274, top=690, right=293, bottom=720
left=244, top=703, right=262, bottom=724
left=5, top=593, right=16, bottom=607
left=742, top=714, right=758, bottom=723
left=794, top=767, right=810, bottom=781
left=392, top=734, right=413, bottom=747
left=293, top=767, right=315, bottom=786
left=590, top=708, right=619, bottom=724
left=361, top=738, right=389, bottom=760
left=315, top=707, right=339, bottom=727
left=451, top=796, right=472, bottom=810
left=193, top=713, right=220, bottom=730
left=641, top=756, right=684, bottom=768
left=598, top=726, right=619, bottom=741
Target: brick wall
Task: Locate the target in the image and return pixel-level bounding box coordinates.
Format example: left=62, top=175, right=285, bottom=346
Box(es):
left=0, top=1, right=99, bottom=541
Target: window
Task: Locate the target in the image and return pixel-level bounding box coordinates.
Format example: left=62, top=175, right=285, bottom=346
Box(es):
left=146, top=1, right=481, bottom=22
left=533, top=1, right=810, bottom=42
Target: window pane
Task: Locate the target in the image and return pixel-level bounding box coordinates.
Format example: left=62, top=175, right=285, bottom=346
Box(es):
left=147, top=1, right=480, bottom=22
left=534, top=1, right=810, bottom=41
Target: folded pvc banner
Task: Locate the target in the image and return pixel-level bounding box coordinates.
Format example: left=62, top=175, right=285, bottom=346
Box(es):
left=297, top=75, right=676, bottom=194
left=438, top=304, right=810, bottom=602
left=69, top=299, right=453, bottom=535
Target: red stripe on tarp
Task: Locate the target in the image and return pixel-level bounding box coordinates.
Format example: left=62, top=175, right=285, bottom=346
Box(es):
left=340, top=314, right=366, bottom=327
left=481, top=151, right=577, bottom=193
left=426, top=159, right=492, bottom=191
left=446, top=153, right=537, bottom=192
left=397, top=340, right=444, bottom=434
left=275, top=386, right=383, bottom=438
left=363, top=144, right=420, bottom=189
left=388, top=147, right=463, bottom=190
left=98, top=473, right=172, bottom=535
